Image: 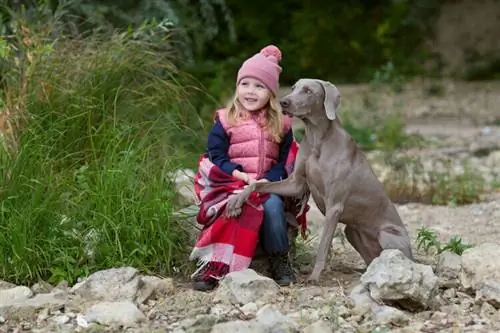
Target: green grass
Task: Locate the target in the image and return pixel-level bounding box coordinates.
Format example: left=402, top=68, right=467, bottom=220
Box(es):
left=0, top=26, right=210, bottom=285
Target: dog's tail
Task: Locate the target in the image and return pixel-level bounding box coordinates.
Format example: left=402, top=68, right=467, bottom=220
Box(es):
left=378, top=224, right=413, bottom=260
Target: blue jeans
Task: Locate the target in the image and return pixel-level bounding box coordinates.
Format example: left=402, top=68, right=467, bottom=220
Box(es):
left=260, top=194, right=289, bottom=254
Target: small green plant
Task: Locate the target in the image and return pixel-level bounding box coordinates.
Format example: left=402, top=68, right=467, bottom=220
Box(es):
left=416, top=227, right=474, bottom=255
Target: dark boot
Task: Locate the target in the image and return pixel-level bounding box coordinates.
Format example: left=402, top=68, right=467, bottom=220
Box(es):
left=191, top=262, right=228, bottom=292
left=269, top=252, right=295, bottom=286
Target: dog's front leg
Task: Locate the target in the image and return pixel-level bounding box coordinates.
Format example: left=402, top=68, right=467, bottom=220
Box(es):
left=226, top=173, right=306, bottom=218
left=306, top=203, right=344, bottom=284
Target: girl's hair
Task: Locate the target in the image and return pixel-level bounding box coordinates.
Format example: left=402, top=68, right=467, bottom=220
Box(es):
left=224, top=92, right=284, bottom=143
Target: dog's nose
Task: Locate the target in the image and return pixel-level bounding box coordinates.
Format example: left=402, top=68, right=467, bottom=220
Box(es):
left=280, top=99, right=290, bottom=108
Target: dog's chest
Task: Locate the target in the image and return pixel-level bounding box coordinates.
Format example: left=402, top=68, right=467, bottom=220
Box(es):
left=305, top=153, right=326, bottom=211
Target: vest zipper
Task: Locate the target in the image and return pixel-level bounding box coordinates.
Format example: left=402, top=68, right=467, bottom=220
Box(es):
left=257, top=125, right=265, bottom=179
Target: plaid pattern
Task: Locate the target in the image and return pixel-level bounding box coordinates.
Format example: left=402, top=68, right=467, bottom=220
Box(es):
left=189, top=140, right=309, bottom=280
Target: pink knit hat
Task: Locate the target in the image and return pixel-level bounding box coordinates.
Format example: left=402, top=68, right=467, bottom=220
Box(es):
left=236, top=45, right=282, bottom=95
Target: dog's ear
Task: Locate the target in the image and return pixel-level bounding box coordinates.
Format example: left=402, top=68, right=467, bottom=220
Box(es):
left=317, top=80, right=341, bottom=120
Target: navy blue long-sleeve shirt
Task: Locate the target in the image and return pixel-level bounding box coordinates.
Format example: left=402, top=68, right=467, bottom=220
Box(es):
left=206, top=119, right=293, bottom=182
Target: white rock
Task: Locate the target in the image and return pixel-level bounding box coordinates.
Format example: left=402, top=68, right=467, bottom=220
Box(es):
left=303, top=320, right=333, bottom=333
left=255, top=304, right=299, bottom=332
left=240, top=302, right=259, bottom=315
left=371, top=305, right=410, bottom=326
left=76, top=313, right=89, bottom=328
left=211, top=320, right=267, bottom=333
left=460, top=243, right=500, bottom=291
left=52, top=315, right=71, bottom=324
left=360, top=249, right=439, bottom=311
left=214, top=269, right=280, bottom=305
left=84, top=300, right=147, bottom=327
left=71, top=267, right=141, bottom=302
left=476, top=280, right=500, bottom=309
left=0, top=286, right=33, bottom=306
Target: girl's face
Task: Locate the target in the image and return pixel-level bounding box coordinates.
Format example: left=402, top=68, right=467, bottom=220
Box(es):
left=237, top=77, right=271, bottom=112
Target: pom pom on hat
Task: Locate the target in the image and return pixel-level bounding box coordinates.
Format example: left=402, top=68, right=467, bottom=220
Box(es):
left=260, top=45, right=282, bottom=63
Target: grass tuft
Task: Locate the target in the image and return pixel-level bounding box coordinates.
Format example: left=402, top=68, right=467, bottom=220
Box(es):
left=0, top=24, right=208, bottom=285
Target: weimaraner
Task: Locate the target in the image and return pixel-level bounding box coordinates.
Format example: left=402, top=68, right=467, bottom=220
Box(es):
left=226, top=78, right=413, bottom=284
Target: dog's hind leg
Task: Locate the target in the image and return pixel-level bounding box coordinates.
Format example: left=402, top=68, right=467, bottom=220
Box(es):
left=344, top=226, right=383, bottom=266
left=378, top=224, right=413, bottom=260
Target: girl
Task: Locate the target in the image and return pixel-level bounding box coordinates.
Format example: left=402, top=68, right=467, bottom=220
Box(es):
left=190, top=45, right=301, bottom=291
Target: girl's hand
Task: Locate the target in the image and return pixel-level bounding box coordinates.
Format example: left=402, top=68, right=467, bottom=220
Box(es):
left=232, top=170, right=252, bottom=184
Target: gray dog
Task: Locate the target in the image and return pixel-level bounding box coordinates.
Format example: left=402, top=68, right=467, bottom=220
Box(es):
left=226, top=78, right=413, bottom=284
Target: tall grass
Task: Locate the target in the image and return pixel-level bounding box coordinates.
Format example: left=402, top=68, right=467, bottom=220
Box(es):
left=0, top=23, right=209, bottom=285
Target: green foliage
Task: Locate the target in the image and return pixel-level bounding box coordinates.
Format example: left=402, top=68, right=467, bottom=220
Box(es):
left=416, top=227, right=474, bottom=255
left=0, top=18, right=209, bottom=285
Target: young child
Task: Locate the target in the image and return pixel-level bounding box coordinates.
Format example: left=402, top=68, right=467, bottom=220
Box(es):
left=190, top=45, right=299, bottom=291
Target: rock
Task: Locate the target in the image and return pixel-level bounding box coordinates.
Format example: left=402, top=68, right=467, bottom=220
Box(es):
left=460, top=243, right=500, bottom=291
left=168, top=168, right=197, bottom=206
left=0, top=286, right=33, bottom=305
left=214, top=269, right=280, bottom=305
left=173, top=314, right=218, bottom=333
left=135, top=276, right=175, bottom=304
left=303, top=320, right=333, bottom=333
left=255, top=305, right=299, bottom=332
left=360, top=249, right=439, bottom=311
left=349, top=284, right=378, bottom=315
left=435, top=251, right=462, bottom=288
left=211, top=320, right=267, bottom=333
left=31, top=281, right=54, bottom=294
left=349, top=284, right=409, bottom=326
left=52, top=315, right=71, bottom=325
left=84, top=300, right=147, bottom=328
left=0, top=280, right=16, bottom=290
left=0, top=290, right=67, bottom=320
left=371, top=305, right=410, bottom=326
left=71, top=267, right=141, bottom=303
left=475, top=280, right=500, bottom=309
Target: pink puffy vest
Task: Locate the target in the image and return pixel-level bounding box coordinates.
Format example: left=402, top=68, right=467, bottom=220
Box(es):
left=216, top=109, right=293, bottom=180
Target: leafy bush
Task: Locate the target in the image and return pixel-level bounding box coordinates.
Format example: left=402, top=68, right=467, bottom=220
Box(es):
left=0, top=21, right=209, bottom=285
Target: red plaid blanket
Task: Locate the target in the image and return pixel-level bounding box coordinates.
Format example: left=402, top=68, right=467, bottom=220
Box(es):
left=189, top=140, right=309, bottom=279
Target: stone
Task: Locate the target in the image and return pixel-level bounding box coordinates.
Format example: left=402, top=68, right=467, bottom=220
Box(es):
left=475, top=280, right=500, bottom=309
left=214, top=269, right=280, bottom=305
left=435, top=251, right=462, bottom=288
left=31, top=281, right=54, bottom=294
left=460, top=243, right=500, bottom=291
left=84, top=300, right=147, bottom=328
left=303, top=320, right=333, bottom=333
left=135, top=276, right=175, bottom=304
left=360, top=249, right=439, bottom=311
left=211, top=320, right=267, bottom=333
left=71, top=267, right=141, bottom=303
left=0, top=280, right=16, bottom=290
left=255, top=304, right=299, bottom=333
left=0, top=288, right=67, bottom=320
left=172, top=314, right=218, bottom=333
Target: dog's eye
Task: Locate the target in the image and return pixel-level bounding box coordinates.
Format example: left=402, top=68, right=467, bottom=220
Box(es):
left=304, top=88, right=312, bottom=94
left=291, top=85, right=296, bottom=91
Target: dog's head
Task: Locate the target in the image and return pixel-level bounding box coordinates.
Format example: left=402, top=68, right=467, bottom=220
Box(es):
left=280, top=78, right=341, bottom=121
